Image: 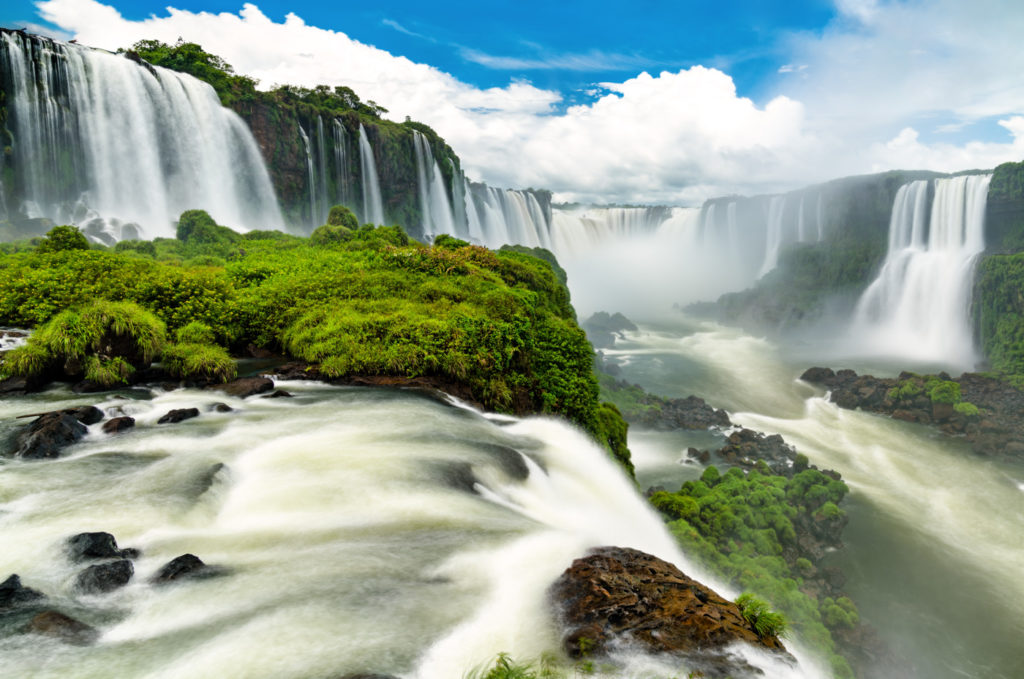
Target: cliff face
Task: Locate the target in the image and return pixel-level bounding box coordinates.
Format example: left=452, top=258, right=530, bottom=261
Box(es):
left=234, top=99, right=461, bottom=237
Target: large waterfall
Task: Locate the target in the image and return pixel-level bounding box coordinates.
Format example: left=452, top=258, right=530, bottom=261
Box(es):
left=0, top=31, right=282, bottom=238
left=412, top=131, right=456, bottom=237
left=852, top=174, right=992, bottom=369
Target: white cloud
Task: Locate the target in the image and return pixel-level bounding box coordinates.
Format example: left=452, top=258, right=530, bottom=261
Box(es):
left=31, top=0, right=1024, bottom=205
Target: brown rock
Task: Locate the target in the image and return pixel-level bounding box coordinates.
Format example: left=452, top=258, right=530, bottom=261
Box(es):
left=550, top=546, right=787, bottom=674
left=102, top=416, right=135, bottom=434
left=25, top=611, right=99, bottom=645
left=213, top=376, right=274, bottom=398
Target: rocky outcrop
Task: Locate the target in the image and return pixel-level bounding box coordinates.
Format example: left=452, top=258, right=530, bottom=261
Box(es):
left=74, top=560, right=134, bottom=594
left=800, top=367, right=1024, bottom=459
left=66, top=532, right=139, bottom=562
left=157, top=408, right=200, bottom=424
left=101, top=416, right=135, bottom=434
left=212, top=376, right=274, bottom=398
left=8, top=406, right=103, bottom=459
left=25, top=611, right=99, bottom=645
left=689, top=427, right=807, bottom=478
left=550, top=547, right=787, bottom=677
left=152, top=554, right=224, bottom=584
left=582, top=311, right=638, bottom=349
left=0, top=574, right=44, bottom=610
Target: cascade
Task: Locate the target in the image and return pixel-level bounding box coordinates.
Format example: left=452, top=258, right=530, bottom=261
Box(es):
left=852, top=174, right=992, bottom=369
left=332, top=119, right=352, bottom=209
left=0, top=30, right=282, bottom=237
left=298, top=124, right=318, bottom=227
left=358, top=124, right=385, bottom=225
left=464, top=184, right=551, bottom=248
left=759, top=195, right=788, bottom=276
left=412, top=131, right=457, bottom=237
left=314, top=116, right=330, bottom=226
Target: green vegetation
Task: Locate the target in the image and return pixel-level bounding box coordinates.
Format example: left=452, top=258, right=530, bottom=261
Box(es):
left=0, top=210, right=631, bottom=472
left=735, top=593, right=788, bottom=639
left=885, top=375, right=981, bottom=416
left=35, top=224, right=89, bottom=254
left=651, top=465, right=855, bottom=679
left=1, top=299, right=166, bottom=386
left=465, top=653, right=559, bottom=679
left=975, top=253, right=1024, bottom=379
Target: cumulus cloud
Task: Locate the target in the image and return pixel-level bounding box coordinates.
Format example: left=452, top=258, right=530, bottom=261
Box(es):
left=32, top=0, right=1024, bottom=205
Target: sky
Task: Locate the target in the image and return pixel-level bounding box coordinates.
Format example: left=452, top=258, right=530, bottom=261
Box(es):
left=4, top=0, right=1024, bottom=205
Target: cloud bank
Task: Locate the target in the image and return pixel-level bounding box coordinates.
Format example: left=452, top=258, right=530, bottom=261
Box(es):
left=35, top=0, right=1024, bottom=204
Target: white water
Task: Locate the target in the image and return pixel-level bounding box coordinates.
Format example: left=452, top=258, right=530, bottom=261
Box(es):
left=852, top=174, right=992, bottom=370
left=0, top=381, right=825, bottom=679
left=297, top=124, right=318, bottom=227
left=0, top=32, right=282, bottom=237
left=358, top=124, right=385, bottom=225
left=412, top=132, right=457, bottom=238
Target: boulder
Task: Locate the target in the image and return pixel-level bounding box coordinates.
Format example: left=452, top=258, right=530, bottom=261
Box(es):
left=66, top=532, right=138, bottom=562
left=262, top=389, right=293, bottom=399
left=74, top=560, right=134, bottom=594
left=157, top=408, right=200, bottom=424
left=0, top=574, right=45, bottom=610
left=550, top=546, right=786, bottom=673
left=210, top=402, right=233, bottom=413
left=152, top=554, right=224, bottom=584
left=25, top=610, right=99, bottom=645
left=213, top=376, right=274, bottom=398
left=101, top=416, right=135, bottom=434
left=10, top=406, right=104, bottom=459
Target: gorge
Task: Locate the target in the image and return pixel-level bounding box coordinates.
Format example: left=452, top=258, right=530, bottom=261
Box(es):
left=2, top=26, right=1024, bottom=679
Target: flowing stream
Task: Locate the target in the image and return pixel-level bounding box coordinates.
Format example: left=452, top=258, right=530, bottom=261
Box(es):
left=0, top=379, right=827, bottom=679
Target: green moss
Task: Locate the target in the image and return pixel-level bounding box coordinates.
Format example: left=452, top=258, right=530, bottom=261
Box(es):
left=954, top=401, right=980, bottom=417
left=84, top=355, right=135, bottom=387
left=928, top=380, right=961, bottom=404
left=736, top=593, right=788, bottom=638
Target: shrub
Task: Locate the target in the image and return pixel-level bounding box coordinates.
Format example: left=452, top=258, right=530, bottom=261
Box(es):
left=84, top=355, right=135, bottom=387
left=326, top=205, right=359, bottom=230
left=434, top=233, right=470, bottom=249
left=954, top=401, right=980, bottom=417
left=161, top=342, right=236, bottom=382
left=175, top=321, right=217, bottom=345
left=736, top=593, right=788, bottom=638
left=36, top=225, right=89, bottom=253
left=114, top=239, right=157, bottom=257
left=309, top=223, right=353, bottom=246
left=928, top=380, right=961, bottom=405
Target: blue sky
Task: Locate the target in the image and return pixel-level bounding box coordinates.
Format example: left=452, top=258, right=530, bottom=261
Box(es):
left=4, top=1, right=1024, bottom=204
left=3, top=0, right=836, bottom=104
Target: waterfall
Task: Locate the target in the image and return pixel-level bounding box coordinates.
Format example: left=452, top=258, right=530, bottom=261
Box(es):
left=298, top=124, right=318, bottom=227
left=412, top=131, right=456, bottom=237
left=852, top=174, right=992, bottom=369
left=0, top=30, right=282, bottom=237
left=358, top=124, right=385, bottom=225
left=759, top=196, right=788, bottom=276
left=332, top=119, right=352, bottom=209
left=464, top=184, right=551, bottom=248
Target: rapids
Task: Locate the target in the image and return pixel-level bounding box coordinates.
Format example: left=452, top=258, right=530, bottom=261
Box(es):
left=0, top=379, right=827, bottom=679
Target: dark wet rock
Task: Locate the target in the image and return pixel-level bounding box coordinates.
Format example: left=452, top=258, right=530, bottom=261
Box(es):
left=246, top=344, right=277, bottom=359
left=272, top=362, right=321, bottom=381
left=0, top=575, right=44, bottom=610
left=262, top=389, right=293, bottom=398
left=74, top=560, right=134, bottom=594
left=157, top=408, right=200, bottom=424
left=687, top=446, right=711, bottom=464
left=801, top=366, right=1024, bottom=460
left=715, top=428, right=798, bottom=477
left=25, top=610, right=99, bottom=645
left=66, top=532, right=138, bottom=562
left=550, top=547, right=787, bottom=677
left=210, top=402, right=233, bottom=412
left=152, top=554, right=225, bottom=584
left=213, top=376, right=274, bottom=398
left=9, top=406, right=103, bottom=459
left=606, top=382, right=733, bottom=431
left=101, top=416, right=135, bottom=434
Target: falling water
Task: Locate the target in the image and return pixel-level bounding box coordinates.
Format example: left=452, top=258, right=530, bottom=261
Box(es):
left=464, top=185, right=552, bottom=248
left=759, top=196, right=788, bottom=276
left=332, top=120, right=352, bottom=209
left=0, top=31, right=282, bottom=237
left=297, top=124, right=318, bottom=227
left=852, top=174, right=992, bottom=369
left=412, top=132, right=456, bottom=237
left=358, top=124, right=385, bottom=225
